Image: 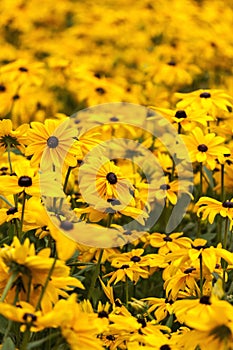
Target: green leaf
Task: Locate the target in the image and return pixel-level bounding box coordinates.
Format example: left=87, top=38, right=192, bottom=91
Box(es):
left=203, top=165, right=214, bottom=189
left=0, top=315, right=8, bottom=334
left=1, top=337, right=15, bottom=350
left=27, top=331, right=60, bottom=349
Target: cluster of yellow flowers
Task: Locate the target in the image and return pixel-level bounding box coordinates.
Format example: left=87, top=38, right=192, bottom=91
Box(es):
left=1, top=0, right=233, bottom=349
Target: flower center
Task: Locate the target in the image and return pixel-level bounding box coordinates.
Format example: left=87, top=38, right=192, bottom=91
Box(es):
left=131, top=256, right=141, bottom=262
left=175, top=110, right=187, bottom=119
left=222, top=201, right=233, bottom=208
left=23, top=313, right=37, bottom=322
left=199, top=295, right=211, bottom=305
left=12, top=94, right=20, bottom=100
left=6, top=207, right=18, bottom=215
left=184, top=267, right=196, bottom=274
left=18, top=176, right=32, bottom=187
left=47, top=136, right=59, bottom=148
left=199, top=92, right=211, bottom=98
left=106, top=335, right=116, bottom=341
left=18, top=66, right=28, bottom=72
left=60, top=221, right=74, bottom=231
left=167, top=60, right=176, bottom=66
left=163, top=236, right=172, bottom=242
left=160, top=184, right=170, bottom=190
left=95, top=87, right=106, bottom=95
left=110, top=116, right=119, bottom=122
left=98, top=310, right=109, bottom=318
left=106, top=172, right=118, bottom=184
left=160, top=346, right=171, bottom=350
left=197, top=144, right=208, bottom=152
left=0, top=84, right=6, bottom=92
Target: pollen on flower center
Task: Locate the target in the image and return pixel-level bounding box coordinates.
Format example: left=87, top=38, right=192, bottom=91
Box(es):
left=175, top=110, right=187, bottom=119
left=197, top=144, right=208, bottom=152
left=199, top=92, right=211, bottom=98
left=131, top=256, right=141, bottom=262
left=199, top=295, right=211, bottom=305
left=47, top=136, right=59, bottom=148
left=222, top=201, right=233, bottom=208
left=18, top=176, right=32, bottom=187
left=6, top=207, right=18, bottom=215
left=106, top=172, right=118, bottom=184
left=160, top=184, right=170, bottom=190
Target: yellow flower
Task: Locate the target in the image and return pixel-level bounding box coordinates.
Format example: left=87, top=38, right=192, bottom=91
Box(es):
left=175, top=89, right=233, bottom=118
left=182, top=126, right=230, bottom=169
left=0, top=119, right=28, bottom=155
left=195, top=196, right=233, bottom=227
left=25, top=117, right=82, bottom=170
left=147, top=232, right=192, bottom=254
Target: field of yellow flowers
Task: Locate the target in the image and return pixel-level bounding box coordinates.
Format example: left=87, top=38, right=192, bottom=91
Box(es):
left=1, top=0, right=233, bottom=349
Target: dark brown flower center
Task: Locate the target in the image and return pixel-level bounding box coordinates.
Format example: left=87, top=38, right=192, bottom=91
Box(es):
left=23, top=313, right=37, bottom=322
left=131, top=256, right=141, bottom=262
left=197, top=144, right=208, bottom=152
left=163, top=236, right=172, bottom=242
left=6, top=207, right=18, bottom=215
left=160, top=345, right=171, bottom=350
left=98, top=310, right=109, bottom=318
left=18, top=66, right=28, bottom=72
left=222, top=201, right=233, bottom=208
left=175, top=110, right=187, bottom=119
left=95, top=87, right=106, bottom=95
left=160, top=184, right=170, bottom=190
left=200, top=295, right=211, bottom=305
left=18, top=176, right=32, bottom=187
left=200, top=92, right=211, bottom=98
left=110, top=116, right=119, bottom=122
left=184, top=267, right=196, bottom=274
left=60, top=221, right=74, bottom=231
left=0, top=84, right=6, bottom=92
left=47, top=136, right=59, bottom=148
left=167, top=60, right=176, bottom=66
left=12, top=94, right=20, bottom=100
left=106, top=172, right=117, bottom=184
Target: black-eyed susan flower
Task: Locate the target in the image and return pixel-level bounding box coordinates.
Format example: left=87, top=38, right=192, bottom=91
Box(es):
left=25, top=117, right=82, bottom=170
left=146, top=232, right=192, bottom=255
left=0, top=118, right=28, bottom=155
left=182, top=126, right=230, bottom=170
left=196, top=197, right=233, bottom=227
left=175, top=89, right=233, bottom=118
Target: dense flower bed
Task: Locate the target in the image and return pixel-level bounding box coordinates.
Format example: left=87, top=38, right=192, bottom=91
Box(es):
left=1, top=0, right=233, bottom=349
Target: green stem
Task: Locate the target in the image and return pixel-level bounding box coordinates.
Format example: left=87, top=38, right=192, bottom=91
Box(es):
left=20, top=324, right=31, bottom=350
left=7, top=144, right=13, bottom=174
left=222, top=218, right=229, bottom=291
left=63, top=166, right=72, bottom=194
left=0, top=195, right=14, bottom=207
left=199, top=162, right=203, bottom=197
left=0, top=271, right=18, bottom=302
left=199, top=253, right=203, bottom=297
left=19, top=191, right=26, bottom=240
left=35, top=255, right=57, bottom=311
left=125, top=277, right=129, bottom=307
left=87, top=248, right=104, bottom=301
left=221, top=164, right=225, bottom=202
